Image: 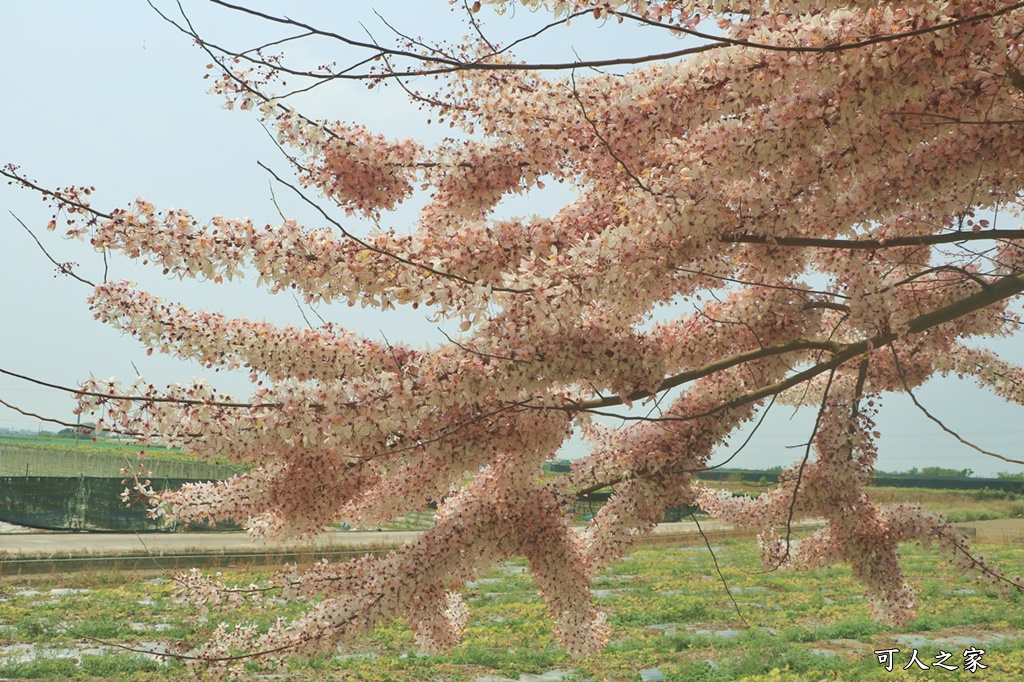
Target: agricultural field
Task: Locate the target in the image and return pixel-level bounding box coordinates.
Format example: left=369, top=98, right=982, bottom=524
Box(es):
left=0, top=435, right=180, bottom=458
left=1, top=478, right=1022, bottom=679
left=703, top=482, right=1024, bottom=525
left=867, top=487, right=1024, bottom=524
left=1, top=535, right=1023, bottom=681
left=0, top=435, right=246, bottom=479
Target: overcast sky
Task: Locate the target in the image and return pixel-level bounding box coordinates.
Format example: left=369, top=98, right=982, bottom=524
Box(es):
left=1, top=1, right=1022, bottom=476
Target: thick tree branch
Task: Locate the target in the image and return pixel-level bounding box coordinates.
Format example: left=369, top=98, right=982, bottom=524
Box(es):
left=572, top=270, right=1024, bottom=413
left=614, top=2, right=1024, bottom=56
left=195, top=1, right=1024, bottom=79
left=723, top=229, right=1024, bottom=250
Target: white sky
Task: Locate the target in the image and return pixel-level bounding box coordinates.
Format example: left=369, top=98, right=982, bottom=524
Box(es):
left=0, top=1, right=1022, bottom=476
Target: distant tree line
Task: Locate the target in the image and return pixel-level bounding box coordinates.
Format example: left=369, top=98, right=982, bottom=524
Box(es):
left=546, top=461, right=1024, bottom=481
left=880, top=467, right=975, bottom=478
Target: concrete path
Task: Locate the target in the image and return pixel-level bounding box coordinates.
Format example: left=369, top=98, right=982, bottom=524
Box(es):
left=1, top=518, right=1011, bottom=577
left=0, top=519, right=811, bottom=559
left=0, top=527, right=422, bottom=557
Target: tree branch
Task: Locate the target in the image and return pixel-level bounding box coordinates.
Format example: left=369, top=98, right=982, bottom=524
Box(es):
left=722, top=229, right=1024, bottom=250
left=0, top=367, right=273, bottom=409
left=564, top=270, right=1024, bottom=418
left=195, top=1, right=1024, bottom=79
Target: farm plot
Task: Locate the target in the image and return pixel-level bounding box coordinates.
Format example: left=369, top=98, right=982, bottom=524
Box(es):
left=1, top=539, right=1023, bottom=680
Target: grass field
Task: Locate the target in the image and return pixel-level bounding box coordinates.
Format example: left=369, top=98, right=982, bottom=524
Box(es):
left=370, top=483, right=1024, bottom=532
left=705, top=481, right=1024, bottom=524
left=1, top=537, right=1022, bottom=681
left=865, top=486, right=1024, bottom=523
left=0, top=435, right=181, bottom=458
left=0, top=436, right=246, bottom=479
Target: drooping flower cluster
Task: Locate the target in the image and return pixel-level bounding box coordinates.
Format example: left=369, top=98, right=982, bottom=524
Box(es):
left=13, top=0, right=1024, bottom=674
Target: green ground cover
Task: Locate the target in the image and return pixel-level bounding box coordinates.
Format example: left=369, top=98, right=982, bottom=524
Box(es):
left=0, top=435, right=176, bottom=457
left=706, top=482, right=1024, bottom=524
left=1, top=539, right=1022, bottom=681
left=865, top=486, right=1024, bottom=523
left=0, top=436, right=246, bottom=478
left=544, top=483, right=1022, bottom=530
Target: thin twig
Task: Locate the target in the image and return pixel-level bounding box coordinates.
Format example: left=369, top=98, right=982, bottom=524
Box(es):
left=258, top=161, right=530, bottom=294
left=691, top=511, right=749, bottom=628
left=10, top=211, right=96, bottom=286
left=463, top=0, right=496, bottom=52
left=568, top=72, right=660, bottom=196
left=0, top=367, right=274, bottom=409
left=889, top=344, right=1024, bottom=465
left=437, top=328, right=529, bottom=364
left=775, top=368, right=837, bottom=568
